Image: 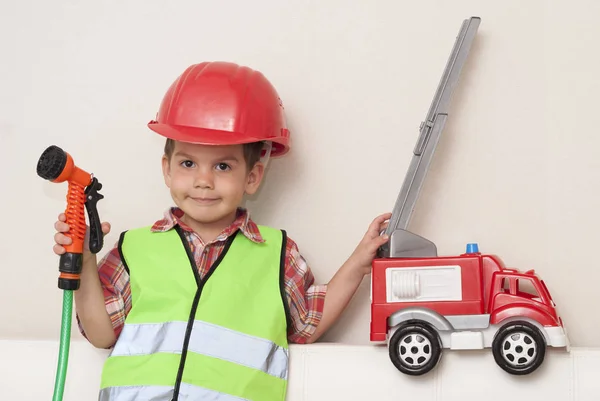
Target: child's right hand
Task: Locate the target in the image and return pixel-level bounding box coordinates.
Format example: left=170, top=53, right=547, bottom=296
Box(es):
left=53, top=213, right=111, bottom=256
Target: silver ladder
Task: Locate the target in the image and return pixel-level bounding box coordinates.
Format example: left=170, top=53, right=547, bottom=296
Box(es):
left=379, top=17, right=481, bottom=258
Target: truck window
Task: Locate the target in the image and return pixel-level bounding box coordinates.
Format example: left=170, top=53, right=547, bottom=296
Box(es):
left=516, top=278, right=541, bottom=302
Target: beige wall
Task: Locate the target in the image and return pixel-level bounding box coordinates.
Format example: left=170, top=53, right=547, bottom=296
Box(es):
left=1, top=0, right=599, bottom=349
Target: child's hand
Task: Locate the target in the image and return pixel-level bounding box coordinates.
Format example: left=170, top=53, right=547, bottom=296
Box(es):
left=347, top=212, right=392, bottom=276
left=53, top=213, right=111, bottom=255
left=307, top=212, right=392, bottom=343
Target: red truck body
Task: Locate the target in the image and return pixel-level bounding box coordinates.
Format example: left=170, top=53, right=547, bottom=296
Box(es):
left=371, top=250, right=562, bottom=342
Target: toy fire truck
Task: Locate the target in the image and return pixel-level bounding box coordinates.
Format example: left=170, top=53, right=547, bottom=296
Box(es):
left=372, top=17, right=569, bottom=376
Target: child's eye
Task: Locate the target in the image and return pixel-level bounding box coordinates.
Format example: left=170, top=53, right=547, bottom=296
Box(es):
left=180, top=160, right=195, bottom=168
left=215, top=163, right=231, bottom=171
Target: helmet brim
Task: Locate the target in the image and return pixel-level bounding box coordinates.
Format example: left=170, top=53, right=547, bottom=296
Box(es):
left=148, top=122, right=290, bottom=157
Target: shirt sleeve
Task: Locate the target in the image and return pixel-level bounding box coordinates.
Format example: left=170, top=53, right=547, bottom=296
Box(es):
left=76, top=242, right=132, bottom=344
left=283, top=236, right=328, bottom=344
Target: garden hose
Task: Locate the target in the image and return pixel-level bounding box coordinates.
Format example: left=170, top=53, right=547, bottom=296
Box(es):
left=52, top=290, right=73, bottom=401
left=36, top=145, right=104, bottom=401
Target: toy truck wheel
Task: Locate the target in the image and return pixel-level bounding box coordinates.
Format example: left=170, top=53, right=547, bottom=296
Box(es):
left=388, top=321, right=442, bottom=376
left=492, top=321, right=546, bottom=375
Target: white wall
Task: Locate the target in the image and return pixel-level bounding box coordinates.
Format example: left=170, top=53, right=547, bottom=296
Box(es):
left=1, top=0, right=599, bottom=353
left=2, top=340, right=600, bottom=400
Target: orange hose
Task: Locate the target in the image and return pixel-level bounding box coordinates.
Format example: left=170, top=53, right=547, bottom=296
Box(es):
left=59, top=273, right=80, bottom=280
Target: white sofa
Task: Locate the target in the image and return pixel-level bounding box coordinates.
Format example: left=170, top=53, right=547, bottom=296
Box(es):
left=2, top=340, right=598, bottom=400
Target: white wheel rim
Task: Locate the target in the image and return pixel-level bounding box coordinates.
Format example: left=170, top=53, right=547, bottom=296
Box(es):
left=501, top=331, right=537, bottom=367
left=398, top=332, right=432, bottom=368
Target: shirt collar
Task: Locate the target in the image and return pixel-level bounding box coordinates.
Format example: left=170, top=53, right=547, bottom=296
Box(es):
left=150, top=206, right=265, bottom=244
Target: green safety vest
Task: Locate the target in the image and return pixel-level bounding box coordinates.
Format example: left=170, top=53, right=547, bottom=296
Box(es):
left=98, top=225, right=290, bottom=401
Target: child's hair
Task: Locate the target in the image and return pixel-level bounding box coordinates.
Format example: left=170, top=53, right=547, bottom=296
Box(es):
left=164, top=139, right=265, bottom=170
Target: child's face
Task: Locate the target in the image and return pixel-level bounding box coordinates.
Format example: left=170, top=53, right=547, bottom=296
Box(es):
left=162, top=141, right=264, bottom=228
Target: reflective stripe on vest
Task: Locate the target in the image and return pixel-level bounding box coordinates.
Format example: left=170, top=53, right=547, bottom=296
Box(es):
left=99, top=382, right=250, bottom=401
left=99, top=225, right=289, bottom=401
left=111, top=320, right=288, bottom=379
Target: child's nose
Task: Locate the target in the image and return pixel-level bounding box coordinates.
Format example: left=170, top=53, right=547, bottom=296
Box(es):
left=194, top=169, right=214, bottom=189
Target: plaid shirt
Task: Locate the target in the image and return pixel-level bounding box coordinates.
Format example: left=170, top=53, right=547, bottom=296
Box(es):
left=77, top=207, right=327, bottom=344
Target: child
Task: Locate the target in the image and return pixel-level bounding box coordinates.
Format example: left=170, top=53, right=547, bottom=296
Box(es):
left=52, top=61, right=390, bottom=401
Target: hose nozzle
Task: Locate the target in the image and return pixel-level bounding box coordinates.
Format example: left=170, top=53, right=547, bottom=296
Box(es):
left=37, top=145, right=92, bottom=187
left=37, top=145, right=68, bottom=181
left=37, top=145, right=104, bottom=290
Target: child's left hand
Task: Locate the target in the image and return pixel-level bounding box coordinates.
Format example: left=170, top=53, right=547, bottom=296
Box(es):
left=347, top=212, right=392, bottom=276
left=307, top=212, right=392, bottom=343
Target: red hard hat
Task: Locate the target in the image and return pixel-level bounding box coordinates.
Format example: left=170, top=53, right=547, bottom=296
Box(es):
left=148, top=61, right=291, bottom=157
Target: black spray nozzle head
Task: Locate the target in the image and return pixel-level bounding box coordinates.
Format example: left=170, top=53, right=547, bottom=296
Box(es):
left=37, top=145, right=67, bottom=181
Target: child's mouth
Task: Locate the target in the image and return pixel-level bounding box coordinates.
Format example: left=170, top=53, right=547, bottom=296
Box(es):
left=191, top=197, right=220, bottom=205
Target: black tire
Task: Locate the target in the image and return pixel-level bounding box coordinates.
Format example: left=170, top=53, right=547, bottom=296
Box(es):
left=492, top=321, right=546, bottom=375
left=388, top=321, right=442, bottom=376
